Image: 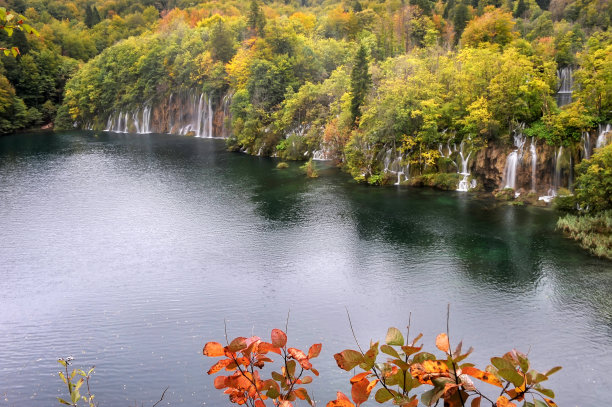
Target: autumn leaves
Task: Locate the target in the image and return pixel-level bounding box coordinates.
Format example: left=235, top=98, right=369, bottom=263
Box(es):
left=204, top=326, right=560, bottom=407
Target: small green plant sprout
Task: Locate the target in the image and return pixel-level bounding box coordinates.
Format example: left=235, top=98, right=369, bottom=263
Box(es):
left=57, top=357, right=96, bottom=407
left=203, top=327, right=322, bottom=406
left=329, top=311, right=561, bottom=407
left=0, top=7, right=39, bottom=57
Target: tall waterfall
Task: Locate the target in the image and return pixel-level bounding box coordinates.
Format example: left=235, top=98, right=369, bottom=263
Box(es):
left=582, top=132, right=591, bottom=159
left=168, top=91, right=214, bottom=138
left=502, top=128, right=526, bottom=190
left=556, top=67, right=573, bottom=107
left=595, top=123, right=611, bottom=149
left=530, top=138, right=537, bottom=192
left=456, top=141, right=475, bottom=192
left=553, top=146, right=563, bottom=192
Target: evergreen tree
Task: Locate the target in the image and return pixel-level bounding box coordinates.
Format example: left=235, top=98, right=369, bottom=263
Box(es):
left=453, top=2, right=470, bottom=42
left=514, top=0, right=527, bottom=18
left=84, top=5, right=93, bottom=28
left=210, top=20, right=235, bottom=63
left=92, top=6, right=101, bottom=26
left=247, top=0, right=266, bottom=36
left=349, top=44, right=371, bottom=125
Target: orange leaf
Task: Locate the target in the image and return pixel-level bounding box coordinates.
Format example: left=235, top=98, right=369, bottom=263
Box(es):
left=436, top=333, right=450, bottom=353
left=326, top=392, right=355, bottom=407
left=350, top=372, right=371, bottom=384
left=207, top=359, right=231, bottom=374
left=496, top=396, right=516, bottom=407
left=311, top=368, right=319, bottom=376
left=271, top=329, right=287, bottom=348
left=294, top=388, right=309, bottom=400
left=213, top=376, right=227, bottom=389
left=422, top=360, right=449, bottom=373
left=461, top=366, right=503, bottom=387
left=366, top=379, right=379, bottom=393
left=351, top=378, right=372, bottom=406
left=471, top=396, right=481, bottom=407
left=259, top=342, right=281, bottom=355
left=544, top=399, right=558, bottom=407
left=203, top=342, right=225, bottom=357
left=308, top=343, right=322, bottom=359
left=288, top=348, right=307, bottom=361
left=254, top=400, right=265, bottom=407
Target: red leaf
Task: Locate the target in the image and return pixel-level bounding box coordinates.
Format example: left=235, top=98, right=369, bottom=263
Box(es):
left=254, top=400, right=265, bottom=407
left=271, top=329, right=287, bottom=348
left=308, top=343, right=322, bottom=359
left=203, top=342, right=225, bottom=357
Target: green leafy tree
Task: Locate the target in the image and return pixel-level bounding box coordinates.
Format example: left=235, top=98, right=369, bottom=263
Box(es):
left=574, top=143, right=612, bottom=212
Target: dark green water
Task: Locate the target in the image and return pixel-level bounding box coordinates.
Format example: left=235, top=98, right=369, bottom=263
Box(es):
left=0, top=131, right=610, bottom=406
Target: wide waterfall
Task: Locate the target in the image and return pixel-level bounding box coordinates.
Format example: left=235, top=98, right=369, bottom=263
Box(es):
left=556, top=67, right=573, bottom=107
left=382, top=148, right=410, bottom=185
left=103, top=91, right=223, bottom=138
left=456, top=141, right=475, bottom=192
left=105, top=108, right=152, bottom=134
left=595, top=123, right=611, bottom=149
left=502, top=128, right=526, bottom=190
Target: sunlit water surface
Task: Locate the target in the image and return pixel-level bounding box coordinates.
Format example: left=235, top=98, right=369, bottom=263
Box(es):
left=0, top=132, right=610, bottom=406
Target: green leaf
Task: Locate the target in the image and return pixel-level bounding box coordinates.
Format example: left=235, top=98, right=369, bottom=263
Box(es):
left=534, top=387, right=555, bottom=398
left=271, top=371, right=284, bottom=382
left=71, top=390, right=80, bottom=404
left=545, top=366, right=562, bottom=376
left=420, top=385, right=445, bottom=406
left=491, top=357, right=516, bottom=372
left=374, top=388, right=394, bottom=403
left=359, top=343, right=378, bottom=370
left=4, top=49, right=10, bottom=56
left=380, top=344, right=400, bottom=359
left=5, top=27, right=12, bottom=37
left=534, top=400, right=549, bottom=407
left=334, top=349, right=364, bottom=371
left=59, top=372, right=67, bottom=384
left=413, top=352, right=436, bottom=363
left=57, top=397, right=72, bottom=405
left=497, top=368, right=524, bottom=387
left=385, top=327, right=404, bottom=346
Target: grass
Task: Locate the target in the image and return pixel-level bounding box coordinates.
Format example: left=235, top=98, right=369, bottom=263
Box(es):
left=557, top=210, right=612, bottom=260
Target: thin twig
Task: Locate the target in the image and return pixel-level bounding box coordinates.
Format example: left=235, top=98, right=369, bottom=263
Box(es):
left=345, top=307, right=364, bottom=354
left=285, top=309, right=291, bottom=336
left=151, top=387, right=169, bottom=407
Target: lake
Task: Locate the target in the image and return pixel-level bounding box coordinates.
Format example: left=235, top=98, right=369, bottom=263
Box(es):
left=0, top=131, right=610, bottom=407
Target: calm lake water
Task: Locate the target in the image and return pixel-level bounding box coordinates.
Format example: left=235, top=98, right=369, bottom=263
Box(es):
left=0, top=131, right=610, bottom=407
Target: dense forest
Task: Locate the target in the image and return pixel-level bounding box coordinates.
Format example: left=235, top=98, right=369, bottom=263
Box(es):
left=0, top=0, right=610, bottom=254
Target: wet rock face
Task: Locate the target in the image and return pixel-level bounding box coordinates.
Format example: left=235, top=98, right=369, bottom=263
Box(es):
left=472, top=136, right=590, bottom=195
left=101, top=91, right=232, bottom=138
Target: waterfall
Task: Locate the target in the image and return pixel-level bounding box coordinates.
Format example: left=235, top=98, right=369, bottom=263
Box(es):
left=556, top=67, right=573, bottom=107
left=456, top=141, right=472, bottom=192
left=530, top=138, right=537, bottom=192
left=582, top=132, right=591, bottom=159
left=595, top=123, right=611, bottom=149
left=502, top=128, right=526, bottom=190
left=105, top=108, right=152, bottom=134
left=553, top=146, right=563, bottom=192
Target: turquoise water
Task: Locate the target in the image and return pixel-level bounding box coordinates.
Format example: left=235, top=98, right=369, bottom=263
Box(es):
left=0, top=131, right=610, bottom=406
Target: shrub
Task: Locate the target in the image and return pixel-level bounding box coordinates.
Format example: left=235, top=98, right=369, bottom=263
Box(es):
left=557, top=210, right=612, bottom=259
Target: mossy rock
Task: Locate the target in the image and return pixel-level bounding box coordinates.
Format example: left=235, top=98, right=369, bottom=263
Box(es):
left=495, top=188, right=515, bottom=201
left=276, top=162, right=289, bottom=169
